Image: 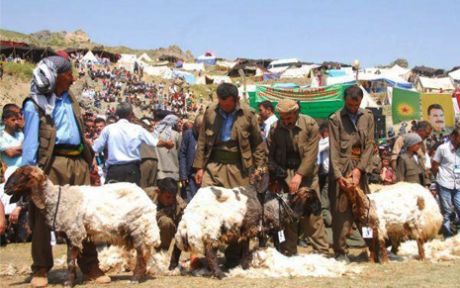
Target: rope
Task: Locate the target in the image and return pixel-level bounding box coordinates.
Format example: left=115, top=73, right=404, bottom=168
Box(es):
left=52, top=186, right=62, bottom=231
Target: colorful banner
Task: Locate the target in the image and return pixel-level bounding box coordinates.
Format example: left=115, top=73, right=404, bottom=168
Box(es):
left=391, top=88, right=421, bottom=124
left=250, top=84, right=350, bottom=119
left=421, top=93, right=454, bottom=132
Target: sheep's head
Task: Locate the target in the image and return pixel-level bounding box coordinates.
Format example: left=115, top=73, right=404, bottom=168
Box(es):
left=262, top=188, right=320, bottom=232
left=4, top=166, right=47, bottom=209
left=290, top=187, right=321, bottom=218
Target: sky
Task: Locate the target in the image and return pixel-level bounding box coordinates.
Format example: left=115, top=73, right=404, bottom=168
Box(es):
left=1, top=0, right=459, bottom=69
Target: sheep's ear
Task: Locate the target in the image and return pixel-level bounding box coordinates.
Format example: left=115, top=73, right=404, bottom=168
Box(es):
left=29, top=174, right=46, bottom=209
left=30, top=187, right=46, bottom=209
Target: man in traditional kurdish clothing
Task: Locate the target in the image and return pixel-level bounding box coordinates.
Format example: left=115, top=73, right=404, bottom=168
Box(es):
left=22, top=56, right=110, bottom=286
left=268, top=99, right=329, bottom=256
left=328, top=85, right=375, bottom=262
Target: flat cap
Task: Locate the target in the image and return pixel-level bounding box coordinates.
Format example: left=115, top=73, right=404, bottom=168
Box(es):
left=276, top=99, right=299, bottom=113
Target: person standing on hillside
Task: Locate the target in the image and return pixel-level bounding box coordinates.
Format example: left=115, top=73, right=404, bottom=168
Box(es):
left=22, top=56, right=110, bottom=287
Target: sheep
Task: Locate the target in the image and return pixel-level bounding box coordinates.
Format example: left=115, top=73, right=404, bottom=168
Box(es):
left=368, top=182, right=443, bottom=260
left=340, top=179, right=383, bottom=263
left=174, top=178, right=320, bottom=279
left=4, top=166, right=161, bottom=286
left=344, top=180, right=442, bottom=263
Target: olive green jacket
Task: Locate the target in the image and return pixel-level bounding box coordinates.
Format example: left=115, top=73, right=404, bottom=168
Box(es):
left=193, top=103, right=266, bottom=172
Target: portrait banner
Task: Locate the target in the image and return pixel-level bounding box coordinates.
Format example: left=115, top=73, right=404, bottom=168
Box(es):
left=421, top=93, right=454, bottom=132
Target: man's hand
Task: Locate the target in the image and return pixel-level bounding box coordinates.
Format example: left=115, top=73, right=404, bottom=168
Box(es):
left=289, top=173, right=302, bottom=194
left=195, top=169, right=204, bottom=186
left=337, top=177, right=352, bottom=191
left=351, top=168, right=361, bottom=187
left=9, top=207, right=21, bottom=224
left=4, top=146, right=22, bottom=157
left=158, top=140, right=175, bottom=149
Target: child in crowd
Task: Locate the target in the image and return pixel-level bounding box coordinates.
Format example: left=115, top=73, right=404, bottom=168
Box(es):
left=380, top=156, right=396, bottom=185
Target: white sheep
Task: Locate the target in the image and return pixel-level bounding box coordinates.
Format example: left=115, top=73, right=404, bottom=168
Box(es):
left=5, top=166, right=161, bottom=286
left=174, top=182, right=319, bottom=279
left=369, top=182, right=443, bottom=259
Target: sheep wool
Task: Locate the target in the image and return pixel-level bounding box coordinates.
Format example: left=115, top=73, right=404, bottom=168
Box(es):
left=398, top=234, right=460, bottom=262
left=368, top=182, right=442, bottom=242
left=175, top=186, right=250, bottom=254
left=228, top=248, right=362, bottom=278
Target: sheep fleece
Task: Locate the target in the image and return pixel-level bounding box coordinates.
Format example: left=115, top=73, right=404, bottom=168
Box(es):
left=175, top=186, right=249, bottom=254
left=57, top=182, right=161, bottom=249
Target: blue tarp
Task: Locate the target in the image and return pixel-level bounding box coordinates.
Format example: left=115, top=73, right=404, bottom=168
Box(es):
left=327, top=69, right=347, bottom=77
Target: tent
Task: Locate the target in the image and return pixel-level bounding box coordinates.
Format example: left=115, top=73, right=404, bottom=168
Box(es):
left=117, top=54, right=138, bottom=71
left=449, top=68, right=460, bottom=82
left=415, top=76, right=455, bottom=93
left=280, top=64, right=318, bottom=79
left=326, top=71, right=413, bottom=90
left=216, top=60, right=237, bottom=69
left=173, top=70, right=196, bottom=84
left=138, top=53, right=152, bottom=63
left=81, top=50, right=98, bottom=64
left=196, top=51, right=216, bottom=66
left=181, top=62, right=205, bottom=72
left=366, top=65, right=411, bottom=81
left=143, top=65, right=173, bottom=79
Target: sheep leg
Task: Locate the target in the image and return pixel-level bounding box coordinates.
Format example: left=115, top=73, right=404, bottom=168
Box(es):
left=366, top=238, right=376, bottom=263
left=64, top=244, right=79, bottom=287
left=416, top=237, right=425, bottom=260
left=379, top=238, right=389, bottom=263
left=240, top=239, right=251, bottom=270
left=204, top=241, right=224, bottom=279
left=131, top=247, right=149, bottom=283
left=391, top=239, right=400, bottom=255
left=169, top=244, right=182, bottom=270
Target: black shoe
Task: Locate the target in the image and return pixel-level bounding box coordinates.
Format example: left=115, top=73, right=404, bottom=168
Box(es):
left=335, top=254, right=350, bottom=264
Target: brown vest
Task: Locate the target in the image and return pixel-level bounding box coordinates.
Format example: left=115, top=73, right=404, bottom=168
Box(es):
left=23, top=93, right=93, bottom=173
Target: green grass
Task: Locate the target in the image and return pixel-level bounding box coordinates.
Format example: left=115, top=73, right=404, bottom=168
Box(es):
left=3, top=62, right=34, bottom=80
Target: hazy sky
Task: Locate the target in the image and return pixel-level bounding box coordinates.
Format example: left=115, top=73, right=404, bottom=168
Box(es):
left=1, top=0, right=459, bottom=68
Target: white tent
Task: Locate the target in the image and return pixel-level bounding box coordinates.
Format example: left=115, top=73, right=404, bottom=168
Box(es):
left=216, top=60, right=237, bottom=69
left=415, top=76, right=455, bottom=93
left=326, top=71, right=412, bottom=89
left=449, top=68, right=460, bottom=81
left=82, top=51, right=98, bottom=63
left=280, top=64, right=318, bottom=79
left=143, top=65, right=173, bottom=79
left=181, top=62, right=205, bottom=72
left=206, top=75, right=232, bottom=84
left=138, top=53, right=152, bottom=63
left=117, top=54, right=138, bottom=71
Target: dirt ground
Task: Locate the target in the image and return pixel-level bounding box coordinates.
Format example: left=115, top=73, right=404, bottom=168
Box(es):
left=0, top=243, right=459, bottom=288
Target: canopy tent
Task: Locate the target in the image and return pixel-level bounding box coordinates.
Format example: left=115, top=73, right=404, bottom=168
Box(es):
left=249, top=84, right=353, bottom=119
left=81, top=50, right=98, bottom=63
left=326, top=71, right=413, bottom=90
left=0, top=43, right=55, bottom=63
left=172, top=70, right=196, bottom=84
left=449, top=68, right=460, bottom=82
left=280, top=64, right=318, bottom=79
left=196, top=51, right=216, bottom=66
left=181, top=62, right=205, bottom=72
left=415, top=76, right=455, bottom=93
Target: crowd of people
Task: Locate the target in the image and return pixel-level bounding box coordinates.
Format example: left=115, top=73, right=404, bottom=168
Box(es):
left=0, top=54, right=459, bottom=287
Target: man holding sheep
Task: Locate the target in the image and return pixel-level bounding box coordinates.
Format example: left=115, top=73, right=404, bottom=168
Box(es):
left=22, top=55, right=110, bottom=287
left=193, top=82, right=266, bottom=266
left=328, top=85, right=375, bottom=262
left=267, top=99, right=329, bottom=256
